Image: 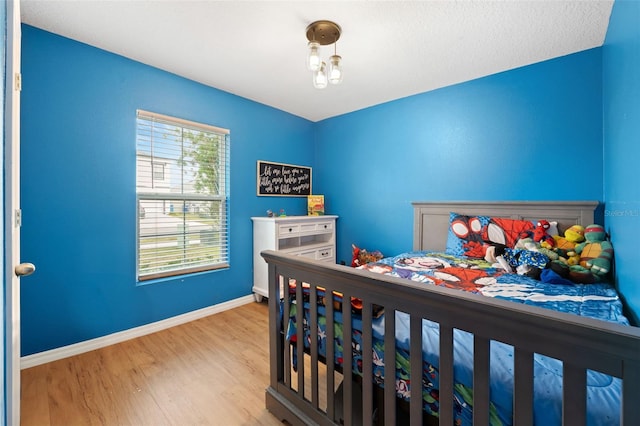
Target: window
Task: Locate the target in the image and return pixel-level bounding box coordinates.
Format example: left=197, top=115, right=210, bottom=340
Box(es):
left=136, top=109, right=230, bottom=281
left=152, top=162, right=165, bottom=181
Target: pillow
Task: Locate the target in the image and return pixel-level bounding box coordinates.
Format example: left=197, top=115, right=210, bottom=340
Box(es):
left=486, top=216, right=536, bottom=247
left=545, top=220, right=559, bottom=237
left=445, top=213, right=492, bottom=258
left=445, top=212, right=536, bottom=258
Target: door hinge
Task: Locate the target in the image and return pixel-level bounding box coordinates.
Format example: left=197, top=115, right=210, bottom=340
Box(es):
left=15, top=209, right=21, bottom=227
left=14, top=73, right=21, bottom=91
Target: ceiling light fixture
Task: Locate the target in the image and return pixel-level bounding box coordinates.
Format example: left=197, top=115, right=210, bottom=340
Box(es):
left=306, top=20, right=342, bottom=89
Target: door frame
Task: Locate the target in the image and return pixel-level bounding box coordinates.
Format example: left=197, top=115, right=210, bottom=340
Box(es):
left=4, top=0, right=21, bottom=425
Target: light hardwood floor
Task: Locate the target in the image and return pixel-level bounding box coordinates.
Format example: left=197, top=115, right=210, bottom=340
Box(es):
left=21, top=301, right=284, bottom=426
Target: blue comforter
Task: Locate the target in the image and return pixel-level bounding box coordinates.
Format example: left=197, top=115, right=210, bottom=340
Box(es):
left=286, top=251, right=628, bottom=425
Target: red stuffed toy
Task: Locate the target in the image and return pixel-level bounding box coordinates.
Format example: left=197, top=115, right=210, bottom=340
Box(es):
left=351, top=244, right=361, bottom=267
left=533, top=220, right=555, bottom=248
left=351, top=244, right=383, bottom=267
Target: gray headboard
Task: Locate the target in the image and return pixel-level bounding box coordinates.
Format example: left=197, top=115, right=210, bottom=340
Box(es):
left=412, top=201, right=599, bottom=252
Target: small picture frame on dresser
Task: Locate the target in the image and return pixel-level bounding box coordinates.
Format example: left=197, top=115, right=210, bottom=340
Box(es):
left=307, top=195, right=325, bottom=215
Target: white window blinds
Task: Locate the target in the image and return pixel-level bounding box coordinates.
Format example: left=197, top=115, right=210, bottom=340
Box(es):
left=136, top=110, right=230, bottom=281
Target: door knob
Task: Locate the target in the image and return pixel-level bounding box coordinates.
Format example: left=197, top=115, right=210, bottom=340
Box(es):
left=15, top=262, right=35, bottom=277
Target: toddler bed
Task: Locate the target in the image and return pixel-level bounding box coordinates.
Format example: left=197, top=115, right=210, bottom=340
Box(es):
left=261, top=201, right=640, bottom=426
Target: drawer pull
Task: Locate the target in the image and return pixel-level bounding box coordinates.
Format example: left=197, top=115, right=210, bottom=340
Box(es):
left=289, top=228, right=292, bottom=232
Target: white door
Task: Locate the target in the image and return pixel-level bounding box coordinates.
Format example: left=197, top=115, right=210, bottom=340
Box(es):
left=4, top=1, right=27, bottom=425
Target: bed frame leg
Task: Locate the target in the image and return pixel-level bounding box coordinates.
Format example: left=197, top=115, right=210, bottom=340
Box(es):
left=265, top=387, right=321, bottom=426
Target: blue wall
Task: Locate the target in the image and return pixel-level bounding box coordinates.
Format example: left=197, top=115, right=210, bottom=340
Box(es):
left=603, top=0, right=640, bottom=324
left=20, top=3, right=640, bottom=355
left=20, top=25, right=314, bottom=355
left=315, top=50, right=604, bottom=264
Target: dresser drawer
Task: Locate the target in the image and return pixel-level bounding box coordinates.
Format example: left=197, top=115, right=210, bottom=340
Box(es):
left=317, top=222, right=333, bottom=232
left=317, top=247, right=334, bottom=261
left=278, top=223, right=300, bottom=236
left=298, top=221, right=334, bottom=234
left=288, top=246, right=334, bottom=262
left=316, top=221, right=334, bottom=233
left=297, top=249, right=318, bottom=259
left=299, top=222, right=318, bottom=233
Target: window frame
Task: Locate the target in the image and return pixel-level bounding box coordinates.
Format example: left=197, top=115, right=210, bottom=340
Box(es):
left=135, top=109, right=230, bottom=281
left=152, top=162, right=165, bottom=181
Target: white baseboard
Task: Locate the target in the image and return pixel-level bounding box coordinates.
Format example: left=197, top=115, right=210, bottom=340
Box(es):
left=21, top=294, right=256, bottom=369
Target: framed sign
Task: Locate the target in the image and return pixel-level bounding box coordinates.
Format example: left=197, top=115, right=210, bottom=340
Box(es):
left=257, top=160, right=312, bottom=196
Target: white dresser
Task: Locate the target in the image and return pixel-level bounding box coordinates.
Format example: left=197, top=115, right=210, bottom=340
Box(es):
left=251, top=215, right=338, bottom=301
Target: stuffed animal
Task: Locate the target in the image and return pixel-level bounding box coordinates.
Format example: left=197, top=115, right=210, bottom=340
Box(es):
left=486, top=237, right=558, bottom=273
left=533, top=220, right=556, bottom=248
left=351, top=244, right=383, bottom=267
left=568, top=224, right=614, bottom=284
left=548, top=225, right=585, bottom=278
left=501, top=244, right=551, bottom=279
left=552, top=225, right=585, bottom=264
left=351, top=244, right=361, bottom=267
left=514, top=237, right=559, bottom=260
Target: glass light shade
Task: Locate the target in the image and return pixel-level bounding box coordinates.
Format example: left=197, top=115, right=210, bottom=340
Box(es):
left=307, top=41, right=321, bottom=71
left=313, top=62, right=328, bottom=89
left=328, top=55, right=343, bottom=85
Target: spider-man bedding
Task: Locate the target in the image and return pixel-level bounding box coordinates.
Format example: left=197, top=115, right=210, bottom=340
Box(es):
left=285, top=251, right=628, bottom=426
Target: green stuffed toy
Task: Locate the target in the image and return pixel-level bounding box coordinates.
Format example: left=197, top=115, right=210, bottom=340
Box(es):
left=548, top=224, right=585, bottom=278
left=568, top=224, right=614, bottom=284
left=552, top=224, right=585, bottom=265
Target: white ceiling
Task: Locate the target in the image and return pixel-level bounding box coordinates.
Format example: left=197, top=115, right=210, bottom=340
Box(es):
left=20, top=0, right=614, bottom=122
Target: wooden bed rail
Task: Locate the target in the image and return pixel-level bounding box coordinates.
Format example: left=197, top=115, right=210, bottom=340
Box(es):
left=262, top=250, right=640, bottom=426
